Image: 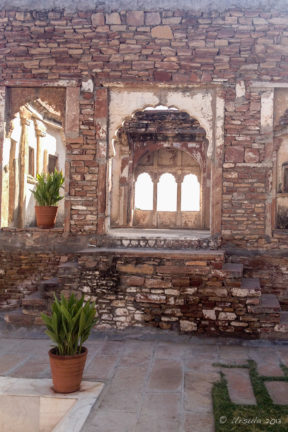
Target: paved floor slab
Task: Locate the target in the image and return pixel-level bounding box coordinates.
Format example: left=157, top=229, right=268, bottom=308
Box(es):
left=148, top=358, right=183, bottom=391
left=249, top=348, right=284, bottom=377
left=224, top=368, right=257, bottom=405
left=0, top=327, right=287, bottom=432
left=265, top=381, right=288, bottom=405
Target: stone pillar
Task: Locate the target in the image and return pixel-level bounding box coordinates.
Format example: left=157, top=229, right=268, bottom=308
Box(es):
left=95, top=87, right=108, bottom=234
left=19, top=107, right=31, bottom=228
left=65, top=86, right=80, bottom=233
left=261, top=89, right=274, bottom=236
left=34, top=119, right=46, bottom=175
left=211, top=90, right=224, bottom=236
left=0, top=87, right=5, bottom=227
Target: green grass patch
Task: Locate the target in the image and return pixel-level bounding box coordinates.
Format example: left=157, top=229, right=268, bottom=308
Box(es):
left=213, top=360, right=288, bottom=431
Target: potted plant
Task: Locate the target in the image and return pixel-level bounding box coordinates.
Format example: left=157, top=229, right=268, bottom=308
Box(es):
left=41, top=294, right=97, bottom=393
left=31, top=169, right=64, bottom=229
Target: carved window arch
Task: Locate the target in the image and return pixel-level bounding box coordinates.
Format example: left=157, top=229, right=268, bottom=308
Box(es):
left=110, top=107, right=211, bottom=230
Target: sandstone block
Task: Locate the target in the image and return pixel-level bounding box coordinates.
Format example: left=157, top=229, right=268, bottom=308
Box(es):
left=121, top=275, right=144, bottom=286
left=225, top=146, right=244, bottom=163
left=145, top=279, right=171, bottom=288
left=165, top=289, right=180, bottom=296
left=180, top=320, right=197, bottom=332
left=135, top=294, right=166, bottom=303
left=145, top=12, right=161, bottom=25
left=106, top=13, right=121, bottom=25
left=203, top=309, right=216, bottom=320
left=127, top=11, right=144, bottom=26
left=153, top=70, right=172, bottom=81
left=201, top=288, right=228, bottom=297
left=115, top=308, right=129, bottom=316
left=219, top=312, right=237, bottom=321
left=117, top=264, right=154, bottom=275
left=151, top=25, right=173, bottom=39
left=245, top=148, right=259, bottom=163
left=91, top=13, right=104, bottom=26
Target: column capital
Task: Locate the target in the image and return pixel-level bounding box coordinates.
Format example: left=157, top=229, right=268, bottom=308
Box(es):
left=34, top=118, right=47, bottom=137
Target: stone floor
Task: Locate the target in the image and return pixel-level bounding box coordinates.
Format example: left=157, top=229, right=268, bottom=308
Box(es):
left=0, top=324, right=287, bottom=431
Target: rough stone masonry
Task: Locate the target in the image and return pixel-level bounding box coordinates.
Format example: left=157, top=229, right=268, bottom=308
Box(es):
left=0, top=0, right=288, bottom=337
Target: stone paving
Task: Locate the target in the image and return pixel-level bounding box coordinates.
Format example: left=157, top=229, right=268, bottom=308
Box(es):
left=0, top=324, right=287, bottom=431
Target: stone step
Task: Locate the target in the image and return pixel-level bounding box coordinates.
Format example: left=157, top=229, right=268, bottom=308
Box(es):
left=231, top=278, right=261, bottom=298
left=21, top=291, right=47, bottom=309
left=274, top=311, right=288, bottom=333
left=222, top=263, right=243, bottom=278
left=248, top=294, right=281, bottom=314
left=4, top=309, right=42, bottom=326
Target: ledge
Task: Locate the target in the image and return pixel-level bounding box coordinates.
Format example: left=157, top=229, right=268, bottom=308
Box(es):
left=0, top=227, right=64, bottom=233
left=78, top=246, right=225, bottom=259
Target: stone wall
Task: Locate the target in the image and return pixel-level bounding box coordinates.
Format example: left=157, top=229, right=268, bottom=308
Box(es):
left=0, top=3, right=288, bottom=246
left=0, top=1, right=288, bottom=333
left=55, top=249, right=275, bottom=337
left=0, top=250, right=60, bottom=309
left=227, top=250, right=288, bottom=308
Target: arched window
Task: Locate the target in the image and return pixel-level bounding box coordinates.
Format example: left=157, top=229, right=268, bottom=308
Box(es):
left=157, top=173, right=177, bottom=211
left=135, top=173, right=153, bottom=210
left=181, top=174, right=200, bottom=211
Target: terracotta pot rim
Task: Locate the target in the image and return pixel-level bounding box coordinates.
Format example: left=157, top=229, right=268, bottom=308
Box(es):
left=35, top=205, right=58, bottom=208
left=49, top=346, right=88, bottom=360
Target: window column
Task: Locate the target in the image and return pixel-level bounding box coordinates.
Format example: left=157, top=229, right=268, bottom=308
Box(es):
left=152, top=174, right=159, bottom=227
left=176, top=174, right=183, bottom=227
left=34, top=119, right=46, bottom=175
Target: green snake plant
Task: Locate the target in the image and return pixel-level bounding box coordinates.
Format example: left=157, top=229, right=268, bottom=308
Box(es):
left=31, top=169, right=65, bottom=206
left=41, top=294, right=97, bottom=356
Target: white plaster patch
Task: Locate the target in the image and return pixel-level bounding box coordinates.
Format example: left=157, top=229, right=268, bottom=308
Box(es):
left=215, top=95, right=225, bottom=151
left=236, top=80, right=245, bottom=98
left=261, top=89, right=274, bottom=133
left=81, top=79, right=94, bottom=93
left=109, top=89, right=159, bottom=145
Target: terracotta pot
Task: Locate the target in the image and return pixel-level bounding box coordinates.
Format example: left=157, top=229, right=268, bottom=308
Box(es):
left=35, top=206, right=58, bottom=229
left=49, top=347, right=88, bottom=393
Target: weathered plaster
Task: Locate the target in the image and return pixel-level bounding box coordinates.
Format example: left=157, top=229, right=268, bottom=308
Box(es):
left=236, top=81, right=246, bottom=99
left=0, top=87, right=5, bottom=227
left=261, top=89, right=274, bottom=134
left=109, top=88, right=213, bottom=156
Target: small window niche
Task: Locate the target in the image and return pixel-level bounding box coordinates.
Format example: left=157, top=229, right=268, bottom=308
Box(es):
left=28, top=147, right=35, bottom=178
left=48, top=154, right=58, bottom=174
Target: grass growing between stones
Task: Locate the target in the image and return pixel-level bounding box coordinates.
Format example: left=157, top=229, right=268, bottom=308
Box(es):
left=213, top=360, right=288, bottom=431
